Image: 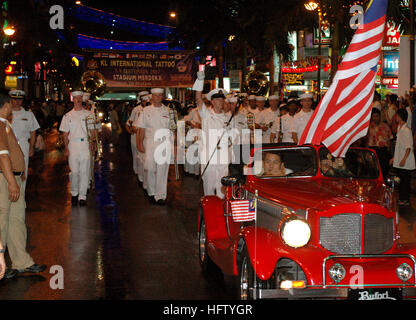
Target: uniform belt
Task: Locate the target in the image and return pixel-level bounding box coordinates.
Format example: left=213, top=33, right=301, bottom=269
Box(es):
left=0, top=171, right=23, bottom=176
left=72, top=138, right=88, bottom=142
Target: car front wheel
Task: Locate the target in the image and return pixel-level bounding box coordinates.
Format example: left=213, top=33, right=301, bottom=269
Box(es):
left=198, top=213, right=216, bottom=273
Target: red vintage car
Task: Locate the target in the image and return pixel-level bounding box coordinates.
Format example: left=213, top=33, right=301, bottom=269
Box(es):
left=198, top=144, right=416, bottom=300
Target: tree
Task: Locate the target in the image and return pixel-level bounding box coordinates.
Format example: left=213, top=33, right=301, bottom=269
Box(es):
left=172, top=0, right=313, bottom=92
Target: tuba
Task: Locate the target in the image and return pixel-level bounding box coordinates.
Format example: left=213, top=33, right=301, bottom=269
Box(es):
left=243, top=71, right=269, bottom=96
left=81, top=71, right=107, bottom=97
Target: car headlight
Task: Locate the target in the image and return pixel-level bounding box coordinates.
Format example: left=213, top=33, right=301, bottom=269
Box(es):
left=329, top=263, right=346, bottom=283
left=397, top=263, right=413, bottom=282
left=281, top=219, right=311, bottom=248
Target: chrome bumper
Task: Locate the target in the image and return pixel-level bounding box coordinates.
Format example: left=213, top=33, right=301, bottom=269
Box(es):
left=257, top=288, right=416, bottom=300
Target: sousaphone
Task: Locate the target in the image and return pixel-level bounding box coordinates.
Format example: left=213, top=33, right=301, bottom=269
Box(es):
left=244, top=71, right=269, bottom=96
left=81, top=71, right=107, bottom=97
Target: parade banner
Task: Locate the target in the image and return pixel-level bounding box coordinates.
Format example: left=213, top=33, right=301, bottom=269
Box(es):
left=83, top=50, right=195, bottom=88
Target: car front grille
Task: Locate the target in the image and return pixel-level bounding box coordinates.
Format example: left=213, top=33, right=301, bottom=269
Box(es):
left=319, top=213, right=395, bottom=254
left=319, top=214, right=362, bottom=254
left=364, top=214, right=395, bottom=254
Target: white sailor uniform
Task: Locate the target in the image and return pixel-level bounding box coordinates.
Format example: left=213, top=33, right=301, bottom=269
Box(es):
left=199, top=103, right=229, bottom=198
left=293, top=109, right=313, bottom=142
left=129, top=105, right=143, bottom=176
left=136, top=104, right=173, bottom=202
left=59, top=109, right=94, bottom=201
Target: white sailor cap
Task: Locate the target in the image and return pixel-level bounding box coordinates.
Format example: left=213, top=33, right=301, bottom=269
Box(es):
left=255, top=96, right=266, bottom=101
left=142, top=94, right=151, bottom=101
left=206, top=88, right=228, bottom=101
left=248, top=95, right=256, bottom=100
left=279, top=103, right=288, bottom=109
left=268, top=95, right=279, bottom=100
left=229, top=97, right=238, bottom=103
left=287, top=98, right=297, bottom=104
left=71, top=90, right=84, bottom=97
left=138, top=91, right=150, bottom=97
left=240, top=93, right=248, bottom=97
left=150, top=88, right=165, bottom=94
left=9, top=90, right=25, bottom=99
left=299, top=92, right=313, bottom=100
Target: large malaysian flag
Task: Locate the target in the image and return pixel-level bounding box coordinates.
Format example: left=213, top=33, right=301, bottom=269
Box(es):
left=299, top=0, right=388, bottom=157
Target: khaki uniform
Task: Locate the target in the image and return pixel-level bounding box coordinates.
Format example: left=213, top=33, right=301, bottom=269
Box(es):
left=0, top=118, right=35, bottom=269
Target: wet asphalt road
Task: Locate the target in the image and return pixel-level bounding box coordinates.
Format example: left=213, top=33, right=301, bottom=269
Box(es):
left=0, top=127, right=415, bottom=300
left=0, top=128, right=236, bottom=300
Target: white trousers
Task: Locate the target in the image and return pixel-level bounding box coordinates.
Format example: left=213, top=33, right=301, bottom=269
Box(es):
left=201, top=164, right=228, bottom=199
left=137, top=151, right=145, bottom=186
left=130, top=135, right=139, bottom=175
left=145, top=163, right=169, bottom=201
left=68, top=141, right=91, bottom=200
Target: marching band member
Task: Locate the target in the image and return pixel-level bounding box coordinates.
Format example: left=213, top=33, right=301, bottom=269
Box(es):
left=271, top=99, right=297, bottom=144
left=59, top=90, right=96, bottom=206
left=136, top=88, right=172, bottom=206
left=184, top=105, right=201, bottom=176
left=128, top=91, right=149, bottom=177
left=256, top=95, right=280, bottom=144
left=193, top=71, right=229, bottom=198
left=247, top=95, right=259, bottom=116
left=9, top=90, right=40, bottom=192
left=292, top=93, right=314, bottom=144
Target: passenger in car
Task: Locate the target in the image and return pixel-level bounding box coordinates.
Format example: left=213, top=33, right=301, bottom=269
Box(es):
left=320, top=159, right=336, bottom=176
left=262, top=152, right=293, bottom=176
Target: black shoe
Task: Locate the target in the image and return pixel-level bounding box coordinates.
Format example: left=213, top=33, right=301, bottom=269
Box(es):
left=149, top=196, right=156, bottom=205
left=156, top=199, right=166, bottom=206
left=79, top=200, right=87, bottom=207
left=4, top=269, right=17, bottom=279
left=71, top=196, right=78, bottom=205
left=17, top=264, right=47, bottom=273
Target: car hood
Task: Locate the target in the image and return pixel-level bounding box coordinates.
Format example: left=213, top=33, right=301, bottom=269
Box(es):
left=250, top=178, right=388, bottom=211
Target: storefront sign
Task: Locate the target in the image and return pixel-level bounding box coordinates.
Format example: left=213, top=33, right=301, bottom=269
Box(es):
left=382, top=51, right=399, bottom=78
left=381, top=78, right=398, bottom=86
left=383, top=21, right=402, bottom=47
left=83, top=50, right=195, bottom=88
left=282, top=73, right=304, bottom=85
left=5, top=76, right=17, bottom=89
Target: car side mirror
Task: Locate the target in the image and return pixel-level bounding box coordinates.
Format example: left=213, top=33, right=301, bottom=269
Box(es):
left=221, top=176, right=238, bottom=187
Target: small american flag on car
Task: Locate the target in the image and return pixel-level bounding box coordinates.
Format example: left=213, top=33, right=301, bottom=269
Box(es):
left=231, top=199, right=256, bottom=222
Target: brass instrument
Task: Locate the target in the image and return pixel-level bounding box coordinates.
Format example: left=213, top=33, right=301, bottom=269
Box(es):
left=81, top=71, right=106, bottom=97
left=168, top=104, right=180, bottom=180
left=244, top=71, right=269, bottom=96
left=85, top=111, right=102, bottom=189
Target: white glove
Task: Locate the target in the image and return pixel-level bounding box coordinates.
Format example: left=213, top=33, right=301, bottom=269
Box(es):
left=192, top=71, right=205, bottom=91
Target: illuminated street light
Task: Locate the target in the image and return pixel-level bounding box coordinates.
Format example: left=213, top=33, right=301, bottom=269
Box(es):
left=3, top=26, right=15, bottom=36
left=304, top=0, right=319, bottom=11
left=304, top=0, right=322, bottom=100
left=75, top=1, right=82, bottom=5
left=170, top=12, right=176, bottom=18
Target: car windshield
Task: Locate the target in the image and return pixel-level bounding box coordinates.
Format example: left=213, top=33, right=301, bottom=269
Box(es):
left=256, top=147, right=317, bottom=178
left=319, top=148, right=380, bottom=179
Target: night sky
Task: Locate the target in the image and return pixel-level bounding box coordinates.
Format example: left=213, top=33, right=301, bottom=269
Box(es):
left=82, top=0, right=178, bottom=25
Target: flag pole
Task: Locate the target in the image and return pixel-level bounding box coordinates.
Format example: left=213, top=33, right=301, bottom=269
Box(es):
left=253, top=189, right=258, bottom=299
